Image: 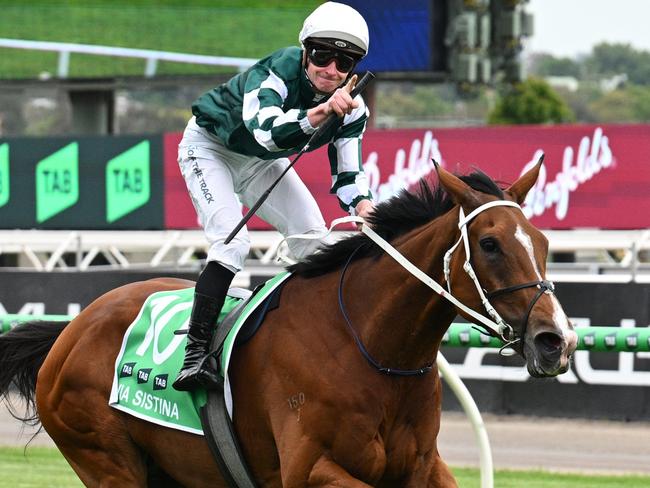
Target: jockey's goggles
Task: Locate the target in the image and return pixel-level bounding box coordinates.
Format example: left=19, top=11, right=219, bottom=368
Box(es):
left=306, top=46, right=359, bottom=73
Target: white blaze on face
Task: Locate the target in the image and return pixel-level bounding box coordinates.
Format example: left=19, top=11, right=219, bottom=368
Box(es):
left=514, top=225, right=575, bottom=337
left=514, top=225, right=543, bottom=280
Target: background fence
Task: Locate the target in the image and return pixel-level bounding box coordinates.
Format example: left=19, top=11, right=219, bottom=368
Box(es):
left=1, top=271, right=649, bottom=420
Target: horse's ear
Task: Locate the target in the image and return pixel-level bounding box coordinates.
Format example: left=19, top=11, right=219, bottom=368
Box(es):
left=506, top=154, right=544, bottom=204
left=433, top=160, right=481, bottom=209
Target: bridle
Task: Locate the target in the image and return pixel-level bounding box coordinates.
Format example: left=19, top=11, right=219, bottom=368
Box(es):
left=442, top=201, right=557, bottom=349
left=336, top=200, right=558, bottom=376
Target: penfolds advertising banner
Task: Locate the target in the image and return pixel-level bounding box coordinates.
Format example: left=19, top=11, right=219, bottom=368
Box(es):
left=164, top=124, right=650, bottom=230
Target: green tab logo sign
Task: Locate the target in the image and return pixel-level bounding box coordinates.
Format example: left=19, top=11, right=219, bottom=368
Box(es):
left=106, top=141, right=151, bottom=223
left=0, top=143, right=8, bottom=208
left=36, top=142, right=79, bottom=222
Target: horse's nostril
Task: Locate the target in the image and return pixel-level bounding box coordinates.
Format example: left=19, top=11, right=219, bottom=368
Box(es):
left=535, top=332, right=562, bottom=354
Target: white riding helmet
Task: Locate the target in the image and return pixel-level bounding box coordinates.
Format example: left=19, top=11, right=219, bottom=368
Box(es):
left=299, top=2, right=369, bottom=56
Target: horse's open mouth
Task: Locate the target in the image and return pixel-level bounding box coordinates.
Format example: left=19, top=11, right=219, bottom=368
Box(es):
left=527, top=360, right=570, bottom=378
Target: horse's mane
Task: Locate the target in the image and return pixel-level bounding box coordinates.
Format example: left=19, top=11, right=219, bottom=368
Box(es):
left=288, top=169, right=505, bottom=278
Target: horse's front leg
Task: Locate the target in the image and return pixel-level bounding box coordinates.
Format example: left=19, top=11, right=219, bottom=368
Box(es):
left=407, top=455, right=457, bottom=488
left=303, top=456, right=374, bottom=487
left=277, top=433, right=380, bottom=488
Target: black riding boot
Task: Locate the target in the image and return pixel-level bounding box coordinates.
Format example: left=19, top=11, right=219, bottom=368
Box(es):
left=173, top=262, right=234, bottom=391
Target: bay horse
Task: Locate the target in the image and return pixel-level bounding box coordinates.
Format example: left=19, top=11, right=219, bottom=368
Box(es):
left=0, top=163, right=577, bottom=487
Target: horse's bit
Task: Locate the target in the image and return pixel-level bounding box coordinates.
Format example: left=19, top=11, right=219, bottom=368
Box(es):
left=484, top=278, right=555, bottom=349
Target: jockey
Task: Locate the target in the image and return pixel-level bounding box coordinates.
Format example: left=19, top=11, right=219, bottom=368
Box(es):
left=173, top=2, right=374, bottom=391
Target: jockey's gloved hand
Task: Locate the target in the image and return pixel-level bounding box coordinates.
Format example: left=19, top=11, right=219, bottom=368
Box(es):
left=354, top=199, right=374, bottom=230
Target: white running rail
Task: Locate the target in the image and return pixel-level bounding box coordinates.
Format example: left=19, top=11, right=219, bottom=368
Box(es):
left=0, top=38, right=257, bottom=78
left=438, top=353, right=493, bottom=488
left=1, top=229, right=648, bottom=281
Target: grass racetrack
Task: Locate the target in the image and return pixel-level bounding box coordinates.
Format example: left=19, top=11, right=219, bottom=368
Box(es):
left=0, top=0, right=320, bottom=79
left=1, top=446, right=649, bottom=488
left=0, top=447, right=82, bottom=488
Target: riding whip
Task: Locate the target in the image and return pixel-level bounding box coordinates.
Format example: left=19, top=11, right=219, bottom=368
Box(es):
left=224, top=71, right=375, bottom=244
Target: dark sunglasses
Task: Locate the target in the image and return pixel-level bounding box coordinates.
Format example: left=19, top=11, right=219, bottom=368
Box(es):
left=307, top=47, right=358, bottom=73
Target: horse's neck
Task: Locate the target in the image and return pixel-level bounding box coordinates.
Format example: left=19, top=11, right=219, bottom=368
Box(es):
left=346, top=213, right=460, bottom=371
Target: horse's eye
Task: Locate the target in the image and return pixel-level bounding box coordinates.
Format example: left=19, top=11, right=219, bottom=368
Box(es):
left=480, top=237, right=499, bottom=253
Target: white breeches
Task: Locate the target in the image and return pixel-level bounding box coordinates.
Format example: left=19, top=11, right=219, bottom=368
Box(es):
left=178, top=117, right=331, bottom=272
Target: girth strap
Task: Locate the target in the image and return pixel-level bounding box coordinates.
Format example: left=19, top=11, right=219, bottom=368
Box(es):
left=200, top=286, right=260, bottom=488
left=199, top=282, right=285, bottom=488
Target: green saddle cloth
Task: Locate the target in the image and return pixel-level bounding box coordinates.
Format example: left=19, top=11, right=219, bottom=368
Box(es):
left=108, top=272, right=290, bottom=434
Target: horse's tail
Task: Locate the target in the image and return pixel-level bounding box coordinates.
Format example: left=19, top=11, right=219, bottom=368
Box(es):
left=0, top=320, right=68, bottom=424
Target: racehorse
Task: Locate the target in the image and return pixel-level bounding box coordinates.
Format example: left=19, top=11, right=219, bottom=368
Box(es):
left=0, top=162, right=577, bottom=487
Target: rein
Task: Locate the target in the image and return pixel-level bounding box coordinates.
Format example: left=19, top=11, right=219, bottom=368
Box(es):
left=338, top=244, right=433, bottom=376
left=338, top=200, right=557, bottom=373
left=285, top=201, right=558, bottom=376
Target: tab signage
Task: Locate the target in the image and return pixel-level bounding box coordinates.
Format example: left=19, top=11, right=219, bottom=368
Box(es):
left=0, top=136, right=163, bottom=229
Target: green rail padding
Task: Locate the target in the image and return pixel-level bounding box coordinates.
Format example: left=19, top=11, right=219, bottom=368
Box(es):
left=1, top=316, right=649, bottom=353
left=443, top=325, right=505, bottom=349
left=442, top=324, right=650, bottom=352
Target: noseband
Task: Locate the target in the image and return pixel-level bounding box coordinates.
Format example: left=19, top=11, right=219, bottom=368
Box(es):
left=485, top=280, right=555, bottom=345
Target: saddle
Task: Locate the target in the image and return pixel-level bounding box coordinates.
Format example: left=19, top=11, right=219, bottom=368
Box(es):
left=200, top=276, right=288, bottom=488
